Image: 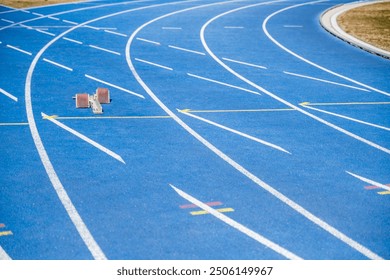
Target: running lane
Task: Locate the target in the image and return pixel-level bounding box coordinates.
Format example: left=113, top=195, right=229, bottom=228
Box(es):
left=1, top=0, right=388, bottom=260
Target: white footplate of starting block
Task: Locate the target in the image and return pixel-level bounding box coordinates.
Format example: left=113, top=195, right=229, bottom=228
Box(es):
left=89, top=94, right=103, bottom=114
left=74, top=88, right=110, bottom=114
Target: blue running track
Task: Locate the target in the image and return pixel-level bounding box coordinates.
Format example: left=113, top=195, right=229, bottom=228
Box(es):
left=0, top=0, right=389, bottom=260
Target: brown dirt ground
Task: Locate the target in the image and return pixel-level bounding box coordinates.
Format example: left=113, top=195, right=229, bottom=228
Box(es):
left=338, top=1, right=390, bottom=52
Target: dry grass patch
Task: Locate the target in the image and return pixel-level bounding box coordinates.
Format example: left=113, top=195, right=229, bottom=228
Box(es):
left=0, top=0, right=82, bottom=8
left=338, top=1, right=390, bottom=52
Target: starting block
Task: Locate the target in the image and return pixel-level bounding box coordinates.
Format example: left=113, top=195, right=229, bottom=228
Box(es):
left=74, top=88, right=110, bottom=114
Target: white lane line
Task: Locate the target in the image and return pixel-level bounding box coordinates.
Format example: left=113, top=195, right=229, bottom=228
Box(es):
left=43, top=58, right=73, bottom=71
left=178, top=109, right=291, bottom=154
left=35, top=29, right=56, bottom=36
left=187, top=73, right=261, bottom=95
left=168, top=45, right=206, bottom=55
left=136, top=37, right=161, bottom=45
left=42, top=112, right=125, bottom=164
left=18, top=23, right=33, bottom=29
left=85, top=74, right=145, bottom=99
left=224, top=26, right=244, bottom=29
left=104, top=29, right=127, bottom=37
left=170, top=184, right=302, bottom=260
left=127, top=0, right=382, bottom=261
left=347, top=171, right=390, bottom=192
left=89, top=44, right=121, bottom=55
left=183, top=108, right=295, bottom=113
left=302, top=104, right=390, bottom=132
left=302, top=101, right=390, bottom=106
left=1, top=18, right=14, bottom=24
left=22, top=0, right=177, bottom=262
left=63, top=37, right=83, bottom=44
left=0, top=246, right=11, bottom=260
left=203, top=1, right=390, bottom=156
left=200, top=0, right=384, bottom=259
left=48, top=16, right=60, bottom=21
left=6, top=44, right=32, bottom=55
left=135, top=58, right=173, bottom=71
left=32, top=12, right=45, bottom=17
left=63, top=19, right=78, bottom=25
left=84, top=24, right=100, bottom=30
left=283, top=71, right=370, bottom=92
left=0, top=122, right=28, bottom=126
left=0, top=88, right=18, bottom=102
left=162, top=26, right=182, bottom=30
left=222, top=57, right=267, bottom=69
left=264, top=2, right=390, bottom=97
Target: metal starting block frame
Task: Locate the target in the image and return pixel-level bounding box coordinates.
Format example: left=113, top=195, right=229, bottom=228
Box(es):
left=74, top=88, right=110, bottom=114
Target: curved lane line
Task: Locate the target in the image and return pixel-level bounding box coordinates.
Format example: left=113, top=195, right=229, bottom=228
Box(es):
left=127, top=0, right=303, bottom=260
left=262, top=0, right=390, bottom=97
left=198, top=1, right=383, bottom=259
left=24, top=0, right=200, bottom=260
left=200, top=1, right=390, bottom=156
left=125, top=0, right=380, bottom=259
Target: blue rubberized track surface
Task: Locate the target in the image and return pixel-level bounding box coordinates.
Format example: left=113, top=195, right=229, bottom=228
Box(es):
left=0, top=0, right=389, bottom=260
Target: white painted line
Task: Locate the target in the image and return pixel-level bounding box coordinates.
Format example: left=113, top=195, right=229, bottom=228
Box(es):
left=6, top=44, right=32, bottom=55
left=179, top=109, right=291, bottom=154
left=187, top=73, right=260, bottom=95
left=127, top=0, right=383, bottom=261
left=183, top=108, right=295, bottom=113
left=23, top=0, right=175, bottom=262
left=104, top=29, right=127, bottom=37
left=284, top=71, right=370, bottom=92
left=347, top=171, right=390, bottom=192
left=136, top=37, right=161, bottom=45
left=85, top=74, right=145, bottom=99
left=135, top=58, right=173, bottom=71
left=0, top=122, right=28, bottom=126
left=170, top=184, right=302, bottom=260
left=89, top=44, right=121, bottom=55
left=36, top=29, right=56, bottom=36
left=42, top=112, right=125, bottom=163
left=63, top=37, right=83, bottom=44
left=224, top=26, right=244, bottom=29
left=0, top=88, right=18, bottom=102
left=303, top=104, right=390, bottom=132
left=168, top=45, right=205, bottom=55
left=263, top=1, right=390, bottom=97
left=63, top=19, right=78, bottom=25
left=84, top=24, right=100, bottom=30
left=18, top=23, right=33, bottom=29
left=0, top=246, right=11, bottom=260
left=199, top=0, right=384, bottom=260
left=303, top=101, right=390, bottom=106
left=32, top=12, right=44, bottom=17
left=48, top=16, right=60, bottom=21
left=162, top=27, right=182, bottom=30
left=222, top=57, right=267, bottom=69
left=1, top=18, right=14, bottom=24
left=43, top=58, right=73, bottom=71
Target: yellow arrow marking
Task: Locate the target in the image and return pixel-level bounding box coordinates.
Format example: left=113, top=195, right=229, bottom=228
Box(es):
left=42, top=115, right=58, bottom=119
left=378, top=191, right=390, bottom=195
left=190, top=207, right=234, bottom=216
left=0, top=231, right=12, bottom=237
